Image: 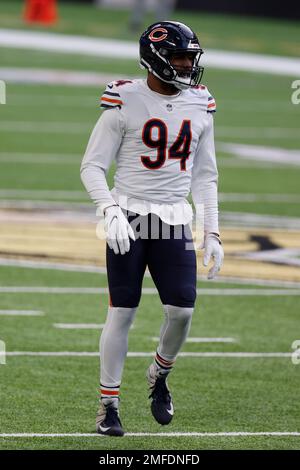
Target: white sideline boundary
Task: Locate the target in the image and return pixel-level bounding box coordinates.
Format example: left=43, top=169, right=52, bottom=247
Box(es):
left=0, top=432, right=299, bottom=438
left=0, top=67, right=123, bottom=87
left=5, top=351, right=293, bottom=358
left=1, top=28, right=300, bottom=77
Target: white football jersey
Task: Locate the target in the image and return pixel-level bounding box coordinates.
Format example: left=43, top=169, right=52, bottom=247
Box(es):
left=81, top=78, right=219, bottom=230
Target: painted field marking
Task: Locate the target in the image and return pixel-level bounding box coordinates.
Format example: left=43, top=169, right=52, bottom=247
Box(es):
left=53, top=323, right=105, bottom=329
left=53, top=323, right=134, bottom=330
left=0, top=153, right=81, bottom=165
left=2, top=188, right=300, bottom=203
left=151, top=337, right=237, bottom=343
left=0, top=432, right=299, bottom=438
left=217, top=127, right=300, bottom=139
left=0, top=121, right=91, bottom=134
left=218, top=142, right=300, bottom=166
left=1, top=122, right=299, bottom=138
left=5, top=351, right=293, bottom=358
left=1, top=29, right=300, bottom=76
left=0, top=287, right=299, bottom=295
left=0, top=67, right=122, bottom=87
left=0, top=189, right=86, bottom=199
left=0, top=310, right=44, bottom=316
left=1, top=259, right=300, bottom=289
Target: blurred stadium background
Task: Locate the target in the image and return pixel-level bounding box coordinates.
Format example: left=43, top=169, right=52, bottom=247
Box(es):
left=0, top=0, right=300, bottom=450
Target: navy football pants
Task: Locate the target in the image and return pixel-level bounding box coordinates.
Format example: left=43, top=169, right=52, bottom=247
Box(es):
left=106, top=213, right=197, bottom=308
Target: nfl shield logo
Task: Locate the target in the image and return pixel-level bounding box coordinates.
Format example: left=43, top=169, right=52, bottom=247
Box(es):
left=166, top=104, right=173, bottom=112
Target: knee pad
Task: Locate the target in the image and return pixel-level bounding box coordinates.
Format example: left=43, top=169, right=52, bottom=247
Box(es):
left=105, top=306, right=137, bottom=332
left=163, top=304, right=194, bottom=324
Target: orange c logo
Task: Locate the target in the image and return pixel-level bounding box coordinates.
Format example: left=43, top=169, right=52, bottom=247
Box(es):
left=148, top=27, right=168, bottom=42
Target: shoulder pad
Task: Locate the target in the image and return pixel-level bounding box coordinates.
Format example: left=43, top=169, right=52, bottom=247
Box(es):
left=100, top=80, right=134, bottom=109
left=192, top=84, right=216, bottom=113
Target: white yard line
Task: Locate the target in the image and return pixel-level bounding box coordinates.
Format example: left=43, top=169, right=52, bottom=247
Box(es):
left=0, top=258, right=108, bottom=273
left=1, top=259, right=300, bottom=289
left=1, top=287, right=300, bottom=295
left=0, top=432, right=299, bottom=438
left=221, top=211, right=300, bottom=230
left=152, top=337, right=237, bottom=343
left=0, top=287, right=107, bottom=294
left=2, top=187, right=300, bottom=204
left=0, top=310, right=44, bottom=316
left=217, top=159, right=290, bottom=169
left=1, top=122, right=299, bottom=139
left=53, top=323, right=134, bottom=330
left=0, top=152, right=81, bottom=165
left=0, top=67, right=124, bottom=87
left=1, top=29, right=300, bottom=76
left=5, top=92, right=100, bottom=106
left=219, top=194, right=300, bottom=204
left=0, top=121, right=91, bottom=134
left=0, top=200, right=90, bottom=210
left=216, top=127, right=299, bottom=139
left=53, top=323, right=105, bottom=329
left=5, top=351, right=293, bottom=358
left=215, top=276, right=300, bottom=288
left=218, top=142, right=300, bottom=166
left=0, top=189, right=86, bottom=199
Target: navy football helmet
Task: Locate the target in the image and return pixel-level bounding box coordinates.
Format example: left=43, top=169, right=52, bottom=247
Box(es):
left=139, top=21, right=204, bottom=90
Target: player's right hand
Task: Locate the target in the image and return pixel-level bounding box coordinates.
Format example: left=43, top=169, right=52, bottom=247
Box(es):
left=104, top=205, right=135, bottom=255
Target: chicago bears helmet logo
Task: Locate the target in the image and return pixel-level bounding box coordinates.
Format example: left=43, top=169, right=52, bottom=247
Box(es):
left=148, top=27, right=168, bottom=42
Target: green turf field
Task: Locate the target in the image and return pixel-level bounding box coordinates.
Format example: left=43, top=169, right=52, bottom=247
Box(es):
left=1, top=73, right=300, bottom=217
left=1, top=0, right=300, bottom=57
left=0, top=0, right=300, bottom=451
left=0, top=266, right=300, bottom=450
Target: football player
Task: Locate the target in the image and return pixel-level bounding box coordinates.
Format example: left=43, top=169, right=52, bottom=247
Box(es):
left=81, top=21, right=224, bottom=437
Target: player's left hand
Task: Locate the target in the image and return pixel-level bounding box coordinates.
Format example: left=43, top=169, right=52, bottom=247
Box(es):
left=202, top=233, right=224, bottom=279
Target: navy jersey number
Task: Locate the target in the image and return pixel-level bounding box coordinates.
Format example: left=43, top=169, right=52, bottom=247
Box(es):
left=141, top=119, right=192, bottom=171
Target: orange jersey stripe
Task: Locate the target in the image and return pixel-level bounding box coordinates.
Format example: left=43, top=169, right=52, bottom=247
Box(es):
left=207, top=102, right=216, bottom=108
left=101, top=96, right=123, bottom=105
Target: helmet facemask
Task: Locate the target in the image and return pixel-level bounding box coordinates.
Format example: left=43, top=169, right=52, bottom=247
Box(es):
left=165, top=49, right=204, bottom=90
left=141, top=44, right=204, bottom=90
left=139, top=21, right=205, bottom=90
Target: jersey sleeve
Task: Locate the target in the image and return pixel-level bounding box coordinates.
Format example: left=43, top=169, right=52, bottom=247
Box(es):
left=207, top=93, right=216, bottom=113
left=100, top=81, right=126, bottom=109
left=191, top=84, right=217, bottom=113
left=191, top=113, right=219, bottom=234
left=200, top=85, right=216, bottom=113
left=80, top=107, right=125, bottom=212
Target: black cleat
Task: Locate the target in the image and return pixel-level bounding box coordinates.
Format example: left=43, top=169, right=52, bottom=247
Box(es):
left=147, top=364, right=174, bottom=425
left=96, top=402, right=124, bottom=437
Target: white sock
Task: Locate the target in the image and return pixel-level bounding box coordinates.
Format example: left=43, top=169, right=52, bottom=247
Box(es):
left=99, top=306, right=137, bottom=407
left=153, top=304, right=194, bottom=374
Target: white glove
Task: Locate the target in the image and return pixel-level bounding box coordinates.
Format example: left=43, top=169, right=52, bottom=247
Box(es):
left=202, top=233, right=224, bottom=279
left=104, top=205, right=135, bottom=255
